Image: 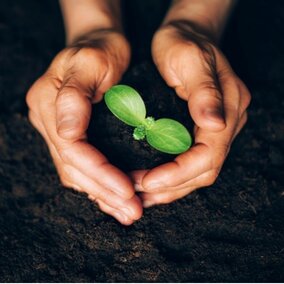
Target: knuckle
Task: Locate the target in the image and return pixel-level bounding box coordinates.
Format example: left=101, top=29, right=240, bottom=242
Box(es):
left=94, top=192, right=107, bottom=204
left=243, top=90, right=252, bottom=109
left=60, top=166, right=73, bottom=184
left=242, top=112, right=248, bottom=124
left=211, top=143, right=230, bottom=168
left=96, top=200, right=109, bottom=213
left=28, top=110, right=40, bottom=130
left=88, top=194, right=98, bottom=202
left=26, top=89, right=35, bottom=110
left=203, top=170, right=220, bottom=186
left=59, top=176, right=71, bottom=188
left=26, top=74, right=57, bottom=112
left=233, top=79, right=251, bottom=111
left=26, top=79, right=43, bottom=110
left=60, top=166, right=83, bottom=192
left=58, top=147, right=72, bottom=164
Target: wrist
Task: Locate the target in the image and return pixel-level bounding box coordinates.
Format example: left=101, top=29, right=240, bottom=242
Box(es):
left=69, top=30, right=131, bottom=74
left=161, top=0, right=236, bottom=41
left=60, top=0, right=123, bottom=44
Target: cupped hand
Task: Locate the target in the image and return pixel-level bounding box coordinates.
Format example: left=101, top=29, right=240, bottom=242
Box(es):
left=26, top=30, right=143, bottom=224
left=132, top=21, right=251, bottom=207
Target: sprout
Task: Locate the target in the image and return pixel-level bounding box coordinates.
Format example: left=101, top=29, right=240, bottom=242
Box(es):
left=104, top=85, right=192, bottom=154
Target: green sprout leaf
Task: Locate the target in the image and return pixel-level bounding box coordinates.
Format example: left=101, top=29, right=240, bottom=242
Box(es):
left=104, top=84, right=192, bottom=155
left=146, top=118, right=192, bottom=154
left=104, top=85, right=146, bottom=127
left=133, top=125, right=146, bottom=140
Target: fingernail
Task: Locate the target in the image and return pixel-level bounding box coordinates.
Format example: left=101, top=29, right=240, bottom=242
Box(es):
left=204, top=108, right=224, bottom=122
left=58, top=117, right=78, bottom=133
left=143, top=200, right=155, bottom=208
left=134, top=184, right=143, bottom=192
left=114, top=212, right=129, bottom=223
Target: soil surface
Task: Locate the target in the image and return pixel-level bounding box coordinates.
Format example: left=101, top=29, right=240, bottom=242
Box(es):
left=1, top=0, right=284, bottom=282
left=89, top=62, right=194, bottom=171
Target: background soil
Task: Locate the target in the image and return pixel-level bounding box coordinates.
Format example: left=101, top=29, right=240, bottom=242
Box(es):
left=0, top=0, right=284, bottom=282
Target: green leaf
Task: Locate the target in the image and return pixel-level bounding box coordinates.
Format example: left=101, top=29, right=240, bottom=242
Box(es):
left=104, top=85, right=146, bottom=127
left=146, top=118, right=192, bottom=154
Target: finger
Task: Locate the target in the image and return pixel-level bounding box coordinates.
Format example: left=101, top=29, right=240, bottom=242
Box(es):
left=96, top=199, right=135, bottom=225
left=56, top=84, right=92, bottom=140
left=138, top=76, right=242, bottom=192
left=139, top=167, right=222, bottom=207
left=58, top=141, right=136, bottom=199
left=140, top=186, right=195, bottom=208
left=130, top=169, right=148, bottom=190
left=133, top=143, right=212, bottom=192
left=154, top=44, right=226, bottom=131
left=63, top=165, right=143, bottom=221
left=35, top=78, right=135, bottom=200
left=184, top=51, right=238, bottom=132
left=135, top=166, right=219, bottom=193
left=187, top=83, right=226, bottom=131
left=238, top=80, right=251, bottom=112
left=30, top=112, right=143, bottom=222
left=88, top=194, right=134, bottom=225
left=233, top=111, right=248, bottom=140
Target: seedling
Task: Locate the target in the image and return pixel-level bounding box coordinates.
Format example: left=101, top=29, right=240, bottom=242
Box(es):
left=104, top=85, right=192, bottom=154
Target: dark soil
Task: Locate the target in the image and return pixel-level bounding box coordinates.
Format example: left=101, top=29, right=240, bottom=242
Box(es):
left=1, top=0, right=284, bottom=282
left=88, top=62, right=194, bottom=171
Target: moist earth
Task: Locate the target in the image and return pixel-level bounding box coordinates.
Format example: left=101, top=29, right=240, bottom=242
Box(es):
left=88, top=62, right=194, bottom=171
left=0, top=0, right=284, bottom=282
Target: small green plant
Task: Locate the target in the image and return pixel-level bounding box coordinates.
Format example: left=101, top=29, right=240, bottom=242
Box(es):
left=104, top=85, right=192, bottom=154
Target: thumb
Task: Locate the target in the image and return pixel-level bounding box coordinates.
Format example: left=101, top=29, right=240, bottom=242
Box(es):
left=186, top=76, right=226, bottom=131
left=159, top=61, right=226, bottom=131
left=153, top=40, right=226, bottom=132
left=56, top=80, right=92, bottom=140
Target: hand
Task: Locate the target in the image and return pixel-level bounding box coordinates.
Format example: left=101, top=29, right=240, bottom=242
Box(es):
left=132, top=21, right=251, bottom=207
left=26, top=30, right=143, bottom=224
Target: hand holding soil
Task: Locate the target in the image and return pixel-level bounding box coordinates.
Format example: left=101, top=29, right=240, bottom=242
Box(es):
left=132, top=20, right=251, bottom=208
left=26, top=30, right=143, bottom=225
left=26, top=0, right=251, bottom=224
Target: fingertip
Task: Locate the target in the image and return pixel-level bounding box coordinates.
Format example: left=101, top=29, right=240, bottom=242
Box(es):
left=100, top=164, right=135, bottom=199
left=113, top=212, right=135, bottom=226
left=130, top=195, right=144, bottom=220
left=96, top=199, right=135, bottom=225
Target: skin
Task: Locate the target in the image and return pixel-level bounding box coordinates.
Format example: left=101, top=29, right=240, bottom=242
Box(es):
left=132, top=0, right=251, bottom=207
left=26, top=0, right=251, bottom=223
left=26, top=0, right=142, bottom=225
